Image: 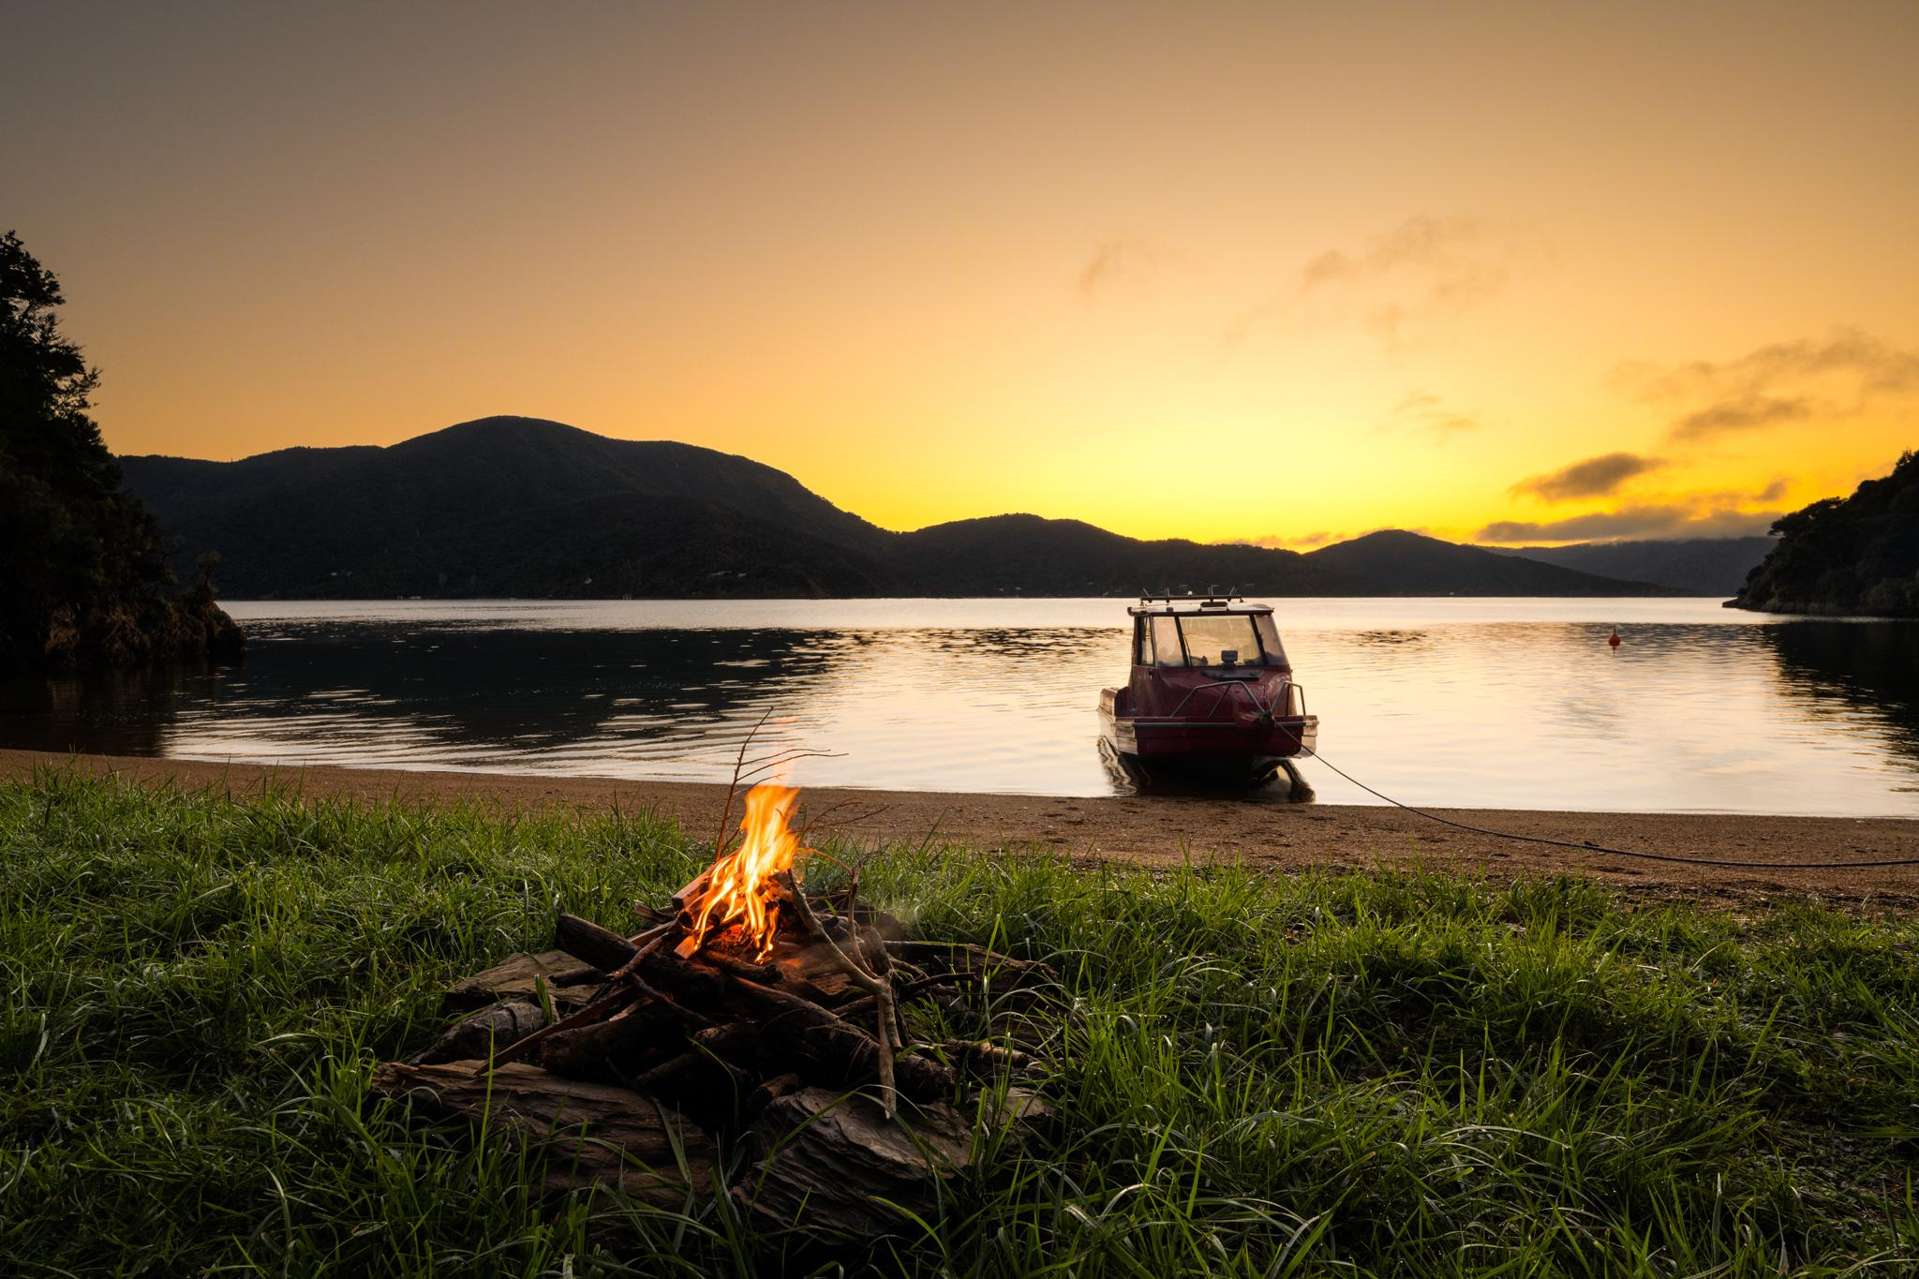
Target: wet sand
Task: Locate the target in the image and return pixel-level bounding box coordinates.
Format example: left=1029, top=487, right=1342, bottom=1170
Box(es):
left=6, top=748, right=1919, bottom=910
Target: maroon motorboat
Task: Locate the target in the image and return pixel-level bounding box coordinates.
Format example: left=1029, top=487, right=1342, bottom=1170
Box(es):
left=1099, top=594, right=1319, bottom=787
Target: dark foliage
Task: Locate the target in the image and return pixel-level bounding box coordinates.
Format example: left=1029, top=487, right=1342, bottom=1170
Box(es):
left=120, top=418, right=1671, bottom=599
left=1731, top=450, right=1919, bottom=616
left=0, top=231, right=242, bottom=668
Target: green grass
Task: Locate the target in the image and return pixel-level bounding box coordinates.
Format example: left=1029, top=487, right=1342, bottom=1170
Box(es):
left=4, top=770, right=1919, bottom=1277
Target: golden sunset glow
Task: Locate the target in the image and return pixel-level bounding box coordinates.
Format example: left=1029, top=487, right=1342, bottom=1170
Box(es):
left=8, top=3, right=1916, bottom=545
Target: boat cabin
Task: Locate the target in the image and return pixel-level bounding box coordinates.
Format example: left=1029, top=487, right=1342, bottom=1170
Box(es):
left=1100, top=593, right=1317, bottom=783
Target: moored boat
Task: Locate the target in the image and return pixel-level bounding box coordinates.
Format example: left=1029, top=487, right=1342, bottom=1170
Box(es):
left=1099, top=593, right=1318, bottom=786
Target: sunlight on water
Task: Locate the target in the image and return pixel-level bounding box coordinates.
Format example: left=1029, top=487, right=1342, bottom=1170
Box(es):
left=5, top=598, right=1918, bottom=816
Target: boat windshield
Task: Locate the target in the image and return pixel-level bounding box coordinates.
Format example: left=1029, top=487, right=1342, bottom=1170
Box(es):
left=1166, top=613, right=1277, bottom=667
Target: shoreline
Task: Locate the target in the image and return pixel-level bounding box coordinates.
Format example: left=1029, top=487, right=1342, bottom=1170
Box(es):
left=6, top=747, right=1918, bottom=909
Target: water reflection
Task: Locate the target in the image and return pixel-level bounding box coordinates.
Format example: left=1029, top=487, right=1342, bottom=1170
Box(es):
left=1760, top=623, right=1919, bottom=771
left=1, top=599, right=1917, bottom=815
left=0, top=665, right=186, bottom=758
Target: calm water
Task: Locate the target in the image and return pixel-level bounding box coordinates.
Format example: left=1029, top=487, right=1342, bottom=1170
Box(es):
left=5, top=598, right=1919, bottom=817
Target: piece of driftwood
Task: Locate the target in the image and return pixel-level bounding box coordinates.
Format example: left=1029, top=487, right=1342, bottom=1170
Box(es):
left=554, top=913, right=641, bottom=973
left=413, top=999, right=549, bottom=1065
left=442, top=950, right=602, bottom=1013
left=737, top=1087, right=973, bottom=1238
left=370, top=1060, right=715, bottom=1206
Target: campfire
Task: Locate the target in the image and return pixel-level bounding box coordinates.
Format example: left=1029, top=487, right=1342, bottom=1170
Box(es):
left=372, top=781, right=1054, bottom=1239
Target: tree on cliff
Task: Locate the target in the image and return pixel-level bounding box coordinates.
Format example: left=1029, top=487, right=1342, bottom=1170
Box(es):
left=1731, top=448, right=1919, bottom=617
left=0, top=229, right=242, bottom=668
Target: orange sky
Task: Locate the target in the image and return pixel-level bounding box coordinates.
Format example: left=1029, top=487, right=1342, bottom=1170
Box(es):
left=8, top=2, right=1917, bottom=545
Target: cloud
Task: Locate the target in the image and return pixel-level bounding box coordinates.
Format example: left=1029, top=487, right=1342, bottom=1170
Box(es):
left=1233, top=214, right=1519, bottom=347
left=1476, top=505, right=1783, bottom=544
left=1670, top=395, right=1812, bottom=441
left=1387, top=390, right=1480, bottom=440
left=1511, top=452, right=1665, bottom=502
left=1754, top=478, right=1789, bottom=503
left=1077, top=240, right=1156, bottom=299
left=1614, top=327, right=1919, bottom=442
left=1299, top=216, right=1503, bottom=299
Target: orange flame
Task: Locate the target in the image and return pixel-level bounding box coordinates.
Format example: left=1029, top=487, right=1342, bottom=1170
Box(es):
left=680, top=783, right=805, bottom=959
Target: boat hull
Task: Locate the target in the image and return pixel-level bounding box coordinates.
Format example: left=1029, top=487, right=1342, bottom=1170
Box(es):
left=1098, top=687, right=1318, bottom=783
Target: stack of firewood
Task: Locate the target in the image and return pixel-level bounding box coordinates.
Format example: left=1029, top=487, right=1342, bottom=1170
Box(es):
left=371, top=869, right=1055, bottom=1240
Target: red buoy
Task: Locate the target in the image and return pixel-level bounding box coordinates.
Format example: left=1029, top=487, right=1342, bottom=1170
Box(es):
left=1608, top=628, right=1622, bottom=649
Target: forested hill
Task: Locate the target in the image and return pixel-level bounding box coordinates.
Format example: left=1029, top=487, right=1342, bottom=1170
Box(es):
left=1, top=230, right=242, bottom=669
left=1488, top=537, right=1775, bottom=596
left=121, top=416, right=1672, bottom=599
left=1731, top=451, right=1919, bottom=617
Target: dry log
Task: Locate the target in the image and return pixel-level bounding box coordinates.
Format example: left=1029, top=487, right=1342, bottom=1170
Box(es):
left=443, top=950, right=602, bottom=1014
left=634, top=947, right=730, bottom=1006
left=770, top=939, right=861, bottom=1002
left=413, top=999, right=549, bottom=1065
left=745, top=1071, right=803, bottom=1120
left=700, top=950, right=780, bottom=984
left=493, top=983, right=632, bottom=1065
left=554, top=913, right=638, bottom=973
left=370, top=1060, right=715, bottom=1206
left=539, top=987, right=710, bottom=1084
left=669, top=870, right=710, bottom=917
left=737, top=1086, right=973, bottom=1239
left=725, top=977, right=955, bottom=1102
left=623, top=1023, right=759, bottom=1122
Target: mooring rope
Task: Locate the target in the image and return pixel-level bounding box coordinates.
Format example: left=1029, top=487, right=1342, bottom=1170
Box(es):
left=1296, top=746, right=1919, bottom=871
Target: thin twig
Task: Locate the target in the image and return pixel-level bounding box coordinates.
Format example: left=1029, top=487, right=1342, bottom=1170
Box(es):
left=778, top=870, right=898, bottom=1120
left=712, top=707, right=777, bottom=862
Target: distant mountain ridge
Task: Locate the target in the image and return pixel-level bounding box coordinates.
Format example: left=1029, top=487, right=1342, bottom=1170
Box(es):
left=1486, top=537, right=1775, bottom=596
left=120, top=416, right=1674, bottom=599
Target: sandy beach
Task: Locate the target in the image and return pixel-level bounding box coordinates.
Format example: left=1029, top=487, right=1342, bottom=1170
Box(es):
left=10, top=747, right=1919, bottom=909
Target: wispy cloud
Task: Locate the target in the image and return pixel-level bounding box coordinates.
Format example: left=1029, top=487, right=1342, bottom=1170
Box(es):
left=1671, top=395, right=1812, bottom=441
left=1476, top=504, right=1782, bottom=544
left=1614, top=327, right=1919, bottom=443
left=1385, top=391, right=1481, bottom=441
left=1510, top=452, right=1665, bottom=502
left=1259, top=215, right=1515, bottom=348
left=1076, top=239, right=1157, bottom=300
left=1298, top=216, right=1505, bottom=300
